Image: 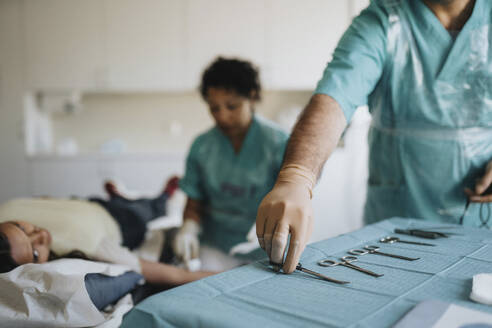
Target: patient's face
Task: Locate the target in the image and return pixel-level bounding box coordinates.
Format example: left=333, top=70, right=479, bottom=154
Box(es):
left=0, top=221, right=52, bottom=265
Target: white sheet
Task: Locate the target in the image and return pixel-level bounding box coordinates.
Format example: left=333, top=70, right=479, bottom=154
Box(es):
left=0, top=258, right=134, bottom=328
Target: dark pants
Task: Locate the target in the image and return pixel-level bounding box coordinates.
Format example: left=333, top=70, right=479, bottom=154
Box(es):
left=89, top=194, right=168, bottom=250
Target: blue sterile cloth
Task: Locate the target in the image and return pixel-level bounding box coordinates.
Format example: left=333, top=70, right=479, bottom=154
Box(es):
left=121, top=218, right=492, bottom=328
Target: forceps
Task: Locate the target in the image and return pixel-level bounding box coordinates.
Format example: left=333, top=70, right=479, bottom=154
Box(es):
left=348, top=245, right=420, bottom=261
left=379, top=236, right=435, bottom=246
left=318, top=256, right=383, bottom=277
left=296, top=263, right=350, bottom=285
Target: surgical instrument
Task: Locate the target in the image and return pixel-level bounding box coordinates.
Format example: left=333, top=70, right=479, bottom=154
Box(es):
left=394, top=228, right=449, bottom=239
left=318, top=256, right=383, bottom=277
left=379, top=236, right=435, bottom=246
left=348, top=245, right=420, bottom=261
left=296, top=263, right=350, bottom=284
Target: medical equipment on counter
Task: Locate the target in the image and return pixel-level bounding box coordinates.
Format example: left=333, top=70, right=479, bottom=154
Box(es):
left=318, top=256, right=383, bottom=278
left=379, top=236, right=435, bottom=246
left=348, top=245, right=420, bottom=261
left=295, top=263, right=349, bottom=284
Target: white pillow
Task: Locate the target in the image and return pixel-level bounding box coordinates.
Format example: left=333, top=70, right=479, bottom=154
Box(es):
left=0, top=198, right=122, bottom=256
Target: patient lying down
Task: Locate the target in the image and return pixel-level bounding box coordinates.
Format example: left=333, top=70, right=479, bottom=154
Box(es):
left=0, top=220, right=214, bottom=286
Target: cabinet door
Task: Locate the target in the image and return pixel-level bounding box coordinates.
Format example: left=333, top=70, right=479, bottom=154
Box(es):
left=266, top=0, right=350, bottom=90
left=185, top=0, right=267, bottom=89
left=24, top=0, right=106, bottom=89
left=105, top=0, right=187, bottom=91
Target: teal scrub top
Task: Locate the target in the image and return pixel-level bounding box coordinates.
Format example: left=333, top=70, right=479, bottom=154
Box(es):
left=180, top=115, right=289, bottom=254
left=315, top=0, right=492, bottom=227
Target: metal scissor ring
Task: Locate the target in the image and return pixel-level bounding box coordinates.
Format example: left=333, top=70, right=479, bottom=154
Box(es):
left=317, top=255, right=359, bottom=267
left=348, top=249, right=368, bottom=256
left=380, top=236, right=398, bottom=244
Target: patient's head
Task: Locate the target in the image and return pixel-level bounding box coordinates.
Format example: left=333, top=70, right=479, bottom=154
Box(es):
left=0, top=221, right=52, bottom=272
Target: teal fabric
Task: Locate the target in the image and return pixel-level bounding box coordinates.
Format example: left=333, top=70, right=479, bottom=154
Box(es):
left=315, top=0, right=492, bottom=227
left=121, top=218, right=492, bottom=328
left=179, top=115, right=288, bottom=254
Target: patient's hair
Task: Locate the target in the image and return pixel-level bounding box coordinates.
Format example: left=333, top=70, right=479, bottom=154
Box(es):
left=199, top=57, right=261, bottom=101
left=0, top=232, right=18, bottom=273
left=0, top=231, right=91, bottom=273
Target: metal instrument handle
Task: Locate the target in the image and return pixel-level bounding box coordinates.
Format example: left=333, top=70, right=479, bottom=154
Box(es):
left=317, top=259, right=338, bottom=267
left=296, top=264, right=349, bottom=284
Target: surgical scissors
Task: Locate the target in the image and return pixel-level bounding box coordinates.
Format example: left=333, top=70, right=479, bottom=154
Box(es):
left=318, top=256, right=383, bottom=277
left=379, top=236, right=435, bottom=246
left=348, top=245, right=420, bottom=261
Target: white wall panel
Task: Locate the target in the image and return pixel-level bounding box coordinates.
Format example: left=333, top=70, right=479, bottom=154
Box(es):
left=185, top=0, right=267, bottom=89
left=266, top=0, right=350, bottom=90
left=105, top=0, right=187, bottom=90
left=24, top=0, right=106, bottom=89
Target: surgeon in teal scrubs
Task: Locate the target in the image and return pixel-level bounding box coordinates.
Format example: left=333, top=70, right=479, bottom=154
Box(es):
left=174, top=57, right=289, bottom=271
left=256, top=0, right=492, bottom=274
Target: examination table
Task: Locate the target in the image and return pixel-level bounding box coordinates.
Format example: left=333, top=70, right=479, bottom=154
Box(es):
left=121, top=218, right=492, bottom=327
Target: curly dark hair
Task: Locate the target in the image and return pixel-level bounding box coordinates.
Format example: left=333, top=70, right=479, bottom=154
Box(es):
left=199, top=56, right=261, bottom=101
left=0, top=232, right=17, bottom=273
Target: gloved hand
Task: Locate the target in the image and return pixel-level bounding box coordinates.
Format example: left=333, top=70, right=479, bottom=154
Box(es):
left=465, top=160, right=492, bottom=203
left=256, top=164, right=316, bottom=273
left=173, top=219, right=201, bottom=263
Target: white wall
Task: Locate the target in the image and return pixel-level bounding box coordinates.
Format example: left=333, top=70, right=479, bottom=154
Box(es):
left=50, top=90, right=311, bottom=153
left=0, top=0, right=28, bottom=204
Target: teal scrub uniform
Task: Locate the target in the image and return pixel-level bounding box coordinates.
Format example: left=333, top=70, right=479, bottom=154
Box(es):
left=180, top=115, right=289, bottom=254
left=315, top=0, right=492, bottom=227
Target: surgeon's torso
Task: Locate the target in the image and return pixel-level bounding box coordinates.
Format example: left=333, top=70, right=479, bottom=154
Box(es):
left=365, top=0, right=492, bottom=226
left=193, top=116, right=288, bottom=251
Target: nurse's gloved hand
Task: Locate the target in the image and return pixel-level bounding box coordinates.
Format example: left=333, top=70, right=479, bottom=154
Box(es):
left=173, top=219, right=201, bottom=263
left=256, top=164, right=315, bottom=274
left=465, top=160, right=492, bottom=203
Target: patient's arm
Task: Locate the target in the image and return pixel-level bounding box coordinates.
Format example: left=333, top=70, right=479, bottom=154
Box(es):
left=139, top=259, right=215, bottom=286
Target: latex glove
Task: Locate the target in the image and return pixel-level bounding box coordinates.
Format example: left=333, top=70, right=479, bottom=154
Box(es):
left=173, top=219, right=201, bottom=262
left=465, top=161, right=492, bottom=203
left=256, top=164, right=315, bottom=273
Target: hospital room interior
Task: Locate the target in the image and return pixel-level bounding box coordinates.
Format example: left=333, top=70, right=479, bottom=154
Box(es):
left=1, top=0, right=491, bottom=327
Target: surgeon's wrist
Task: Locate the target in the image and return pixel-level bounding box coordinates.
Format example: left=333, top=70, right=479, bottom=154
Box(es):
left=276, top=164, right=316, bottom=198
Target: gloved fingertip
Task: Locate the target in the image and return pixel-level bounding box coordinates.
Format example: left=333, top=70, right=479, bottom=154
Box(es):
left=282, top=262, right=296, bottom=274
left=258, top=237, right=265, bottom=249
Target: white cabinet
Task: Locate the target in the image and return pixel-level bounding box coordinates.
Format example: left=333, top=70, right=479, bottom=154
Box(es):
left=185, top=0, right=268, bottom=89
left=24, top=0, right=106, bottom=89
left=22, top=0, right=355, bottom=91
left=105, top=0, right=187, bottom=91
left=265, top=0, right=351, bottom=90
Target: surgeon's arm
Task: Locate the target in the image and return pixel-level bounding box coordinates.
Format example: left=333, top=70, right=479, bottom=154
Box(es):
left=256, top=94, right=347, bottom=273
left=173, top=198, right=202, bottom=262
left=182, top=198, right=202, bottom=223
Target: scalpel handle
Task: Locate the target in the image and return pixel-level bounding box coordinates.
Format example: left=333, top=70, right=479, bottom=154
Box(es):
left=395, top=229, right=439, bottom=239
left=372, top=250, right=420, bottom=261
